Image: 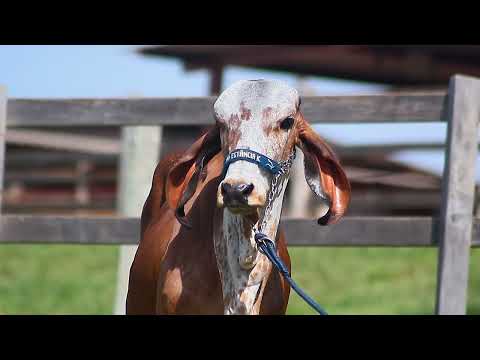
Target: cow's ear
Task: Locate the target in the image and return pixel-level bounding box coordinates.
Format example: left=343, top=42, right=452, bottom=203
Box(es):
left=166, top=126, right=221, bottom=228
left=296, top=113, right=351, bottom=225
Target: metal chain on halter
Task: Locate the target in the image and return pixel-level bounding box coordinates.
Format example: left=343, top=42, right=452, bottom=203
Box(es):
left=252, top=147, right=328, bottom=315
left=255, top=147, right=297, bottom=235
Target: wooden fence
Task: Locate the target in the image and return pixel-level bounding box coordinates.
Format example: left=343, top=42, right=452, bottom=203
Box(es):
left=0, top=74, right=479, bottom=315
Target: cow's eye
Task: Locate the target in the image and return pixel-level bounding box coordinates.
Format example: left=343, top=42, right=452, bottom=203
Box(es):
left=280, top=116, right=295, bottom=130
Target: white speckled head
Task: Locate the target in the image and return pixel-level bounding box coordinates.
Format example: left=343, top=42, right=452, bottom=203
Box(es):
left=214, top=79, right=300, bottom=212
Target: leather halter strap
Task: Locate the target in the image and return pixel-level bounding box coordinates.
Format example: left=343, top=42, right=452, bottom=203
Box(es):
left=222, top=148, right=282, bottom=177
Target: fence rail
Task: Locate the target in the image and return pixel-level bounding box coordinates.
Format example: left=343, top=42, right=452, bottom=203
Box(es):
left=1, top=75, right=479, bottom=315
left=7, top=93, right=447, bottom=127
left=0, top=215, right=480, bottom=247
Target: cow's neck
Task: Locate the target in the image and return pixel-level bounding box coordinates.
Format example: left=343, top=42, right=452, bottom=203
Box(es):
left=213, top=177, right=289, bottom=315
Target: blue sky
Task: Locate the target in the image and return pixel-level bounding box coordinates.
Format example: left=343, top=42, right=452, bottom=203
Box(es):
left=0, top=45, right=472, bottom=180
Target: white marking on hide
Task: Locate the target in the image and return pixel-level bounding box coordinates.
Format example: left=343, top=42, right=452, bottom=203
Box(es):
left=212, top=79, right=298, bottom=315
left=213, top=178, right=289, bottom=315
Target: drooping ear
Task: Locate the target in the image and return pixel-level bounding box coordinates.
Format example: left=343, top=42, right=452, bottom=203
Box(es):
left=165, top=125, right=221, bottom=228
left=296, top=113, right=351, bottom=226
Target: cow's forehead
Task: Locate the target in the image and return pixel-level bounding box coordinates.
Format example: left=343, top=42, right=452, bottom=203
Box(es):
left=214, top=79, right=299, bottom=120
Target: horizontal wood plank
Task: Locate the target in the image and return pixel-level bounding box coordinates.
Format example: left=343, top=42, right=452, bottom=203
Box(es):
left=0, top=215, right=479, bottom=247
left=6, top=129, right=120, bottom=155
left=0, top=216, right=140, bottom=245
left=282, top=217, right=441, bottom=246
left=6, top=93, right=448, bottom=127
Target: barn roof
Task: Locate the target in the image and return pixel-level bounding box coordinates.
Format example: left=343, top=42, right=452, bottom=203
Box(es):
left=137, top=45, right=480, bottom=87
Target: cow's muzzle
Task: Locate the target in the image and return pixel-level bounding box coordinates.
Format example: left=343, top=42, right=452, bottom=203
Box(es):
left=221, top=182, right=254, bottom=206
left=217, top=179, right=265, bottom=213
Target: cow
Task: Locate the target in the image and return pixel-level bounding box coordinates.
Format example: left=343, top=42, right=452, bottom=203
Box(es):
left=126, top=79, right=351, bottom=315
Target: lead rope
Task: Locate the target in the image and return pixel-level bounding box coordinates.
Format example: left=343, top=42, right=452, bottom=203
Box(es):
left=251, top=148, right=329, bottom=315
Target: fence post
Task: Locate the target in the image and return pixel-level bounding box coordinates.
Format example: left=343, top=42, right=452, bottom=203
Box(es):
left=113, top=126, right=161, bottom=315
left=435, top=75, right=480, bottom=315
left=0, top=86, right=6, bottom=211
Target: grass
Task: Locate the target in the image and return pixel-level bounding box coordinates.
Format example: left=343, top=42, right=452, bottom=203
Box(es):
left=0, top=245, right=119, bottom=315
left=0, top=244, right=478, bottom=315
left=286, top=247, right=480, bottom=315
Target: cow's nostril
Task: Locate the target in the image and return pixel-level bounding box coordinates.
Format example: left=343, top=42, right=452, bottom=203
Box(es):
left=221, top=182, right=254, bottom=207
left=237, top=183, right=254, bottom=196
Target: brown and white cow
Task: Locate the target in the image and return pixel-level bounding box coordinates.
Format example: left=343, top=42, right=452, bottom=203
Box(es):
left=126, top=79, right=351, bottom=315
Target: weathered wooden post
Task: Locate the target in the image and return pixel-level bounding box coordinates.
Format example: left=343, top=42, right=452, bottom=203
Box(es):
left=435, top=75, right=480, bottom=315
left=289, top=152, right=311, bottom=218
left=113, top=126, right=161, bottom=315
left=0, top=86, right=6, bottom=212
left=288, top=78, right=319, bottom=219
left=74, top=160, right=91, bottom=207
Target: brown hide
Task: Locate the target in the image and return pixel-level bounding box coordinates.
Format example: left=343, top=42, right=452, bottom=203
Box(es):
left=126, top=152, right=291, bottom=315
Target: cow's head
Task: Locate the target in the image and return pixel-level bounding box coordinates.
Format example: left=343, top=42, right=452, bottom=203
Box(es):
left=215, top=79, right=350, bottom=226
left=165, top=79, right=350, bottom=314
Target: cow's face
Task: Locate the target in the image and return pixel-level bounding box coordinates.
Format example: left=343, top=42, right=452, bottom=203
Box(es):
left=215, top=80, right=299, bottom=214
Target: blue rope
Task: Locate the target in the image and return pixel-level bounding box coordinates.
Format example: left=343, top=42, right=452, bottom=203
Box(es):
left=255, top=232, right=329, bottom=316
left=223, top=148, right=328, bottom=315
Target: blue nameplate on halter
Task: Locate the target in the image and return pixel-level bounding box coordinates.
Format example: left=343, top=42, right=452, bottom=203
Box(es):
left=223, top=149, right=282, bottom=176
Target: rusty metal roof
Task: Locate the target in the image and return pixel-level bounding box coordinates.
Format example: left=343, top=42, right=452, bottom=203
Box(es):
left=138, top=45, right=480, bottom=87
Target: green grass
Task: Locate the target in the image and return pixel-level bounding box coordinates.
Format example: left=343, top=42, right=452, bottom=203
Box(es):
left=286, top=247, right=480, bottom=315
left=0, top=245, right=478, bottom=315
left=0, top=245, right=119, bottom=315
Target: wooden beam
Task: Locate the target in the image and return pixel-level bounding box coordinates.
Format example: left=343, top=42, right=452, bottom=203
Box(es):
left=337, top=142, right=478, bottom=155
left=1, top=216, right=480, bottom=247
left=4, top=171, right=115, bottom=185
left=301, top=93, right=447, bottom=124
left=347, top=190, right=440, bottom=215
left=435, top=75, right=480, bottom=315
left=209, top=64, right=224, bottom=96
left=6, top=129, right=120, bottom=155
left=114, top=126, right=161, bottom=315
left=6, top=93, right=447, bottom=127
left=3, top=202, right=115, bottom=212
left=139, top=45, right=480, bottom=86
left=74, top=160, right=91, bottom=205
left=5, top=152, right=115, bottom=168
left=345, top=166, right=441, bottom=190
left=0, top=87, right=6, bottom=210
left=0, top=216, right=140, bottom=244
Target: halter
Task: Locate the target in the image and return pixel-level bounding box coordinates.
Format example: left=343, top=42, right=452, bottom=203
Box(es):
left=222, top=148, right=328, bottom=315
left=222, top=148, right=284, bottom=177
